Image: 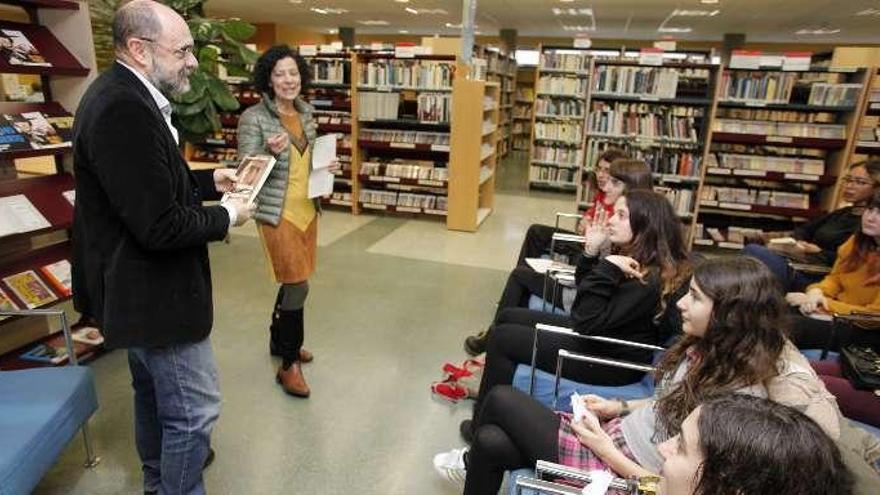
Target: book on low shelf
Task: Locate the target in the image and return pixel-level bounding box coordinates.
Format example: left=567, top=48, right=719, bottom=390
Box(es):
left=2, top=269, right=57, bottom=309
left=0, top=29, right=51, bottom=67
left=0, top=285, right=20, bottom=320
left=0, top=193, right=50, bottom=238
left=39, top=259, right=71, bottom=297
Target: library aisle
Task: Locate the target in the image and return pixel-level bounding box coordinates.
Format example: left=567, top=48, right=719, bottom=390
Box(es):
left=33, top=154, right=564, bottom=495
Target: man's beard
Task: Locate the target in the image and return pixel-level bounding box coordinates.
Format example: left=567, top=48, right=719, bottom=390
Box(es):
left=147, top=63, right=192, bottom=96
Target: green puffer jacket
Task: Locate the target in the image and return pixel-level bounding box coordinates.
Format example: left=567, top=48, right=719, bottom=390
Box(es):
left=236, top=94, right=320, bottom=226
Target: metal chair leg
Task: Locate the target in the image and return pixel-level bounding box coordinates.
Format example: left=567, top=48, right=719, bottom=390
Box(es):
left=81, top=421, right=101, bottom=468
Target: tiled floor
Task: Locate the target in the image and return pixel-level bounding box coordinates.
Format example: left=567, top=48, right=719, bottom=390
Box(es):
left=35, top=154, right=578, bottom=494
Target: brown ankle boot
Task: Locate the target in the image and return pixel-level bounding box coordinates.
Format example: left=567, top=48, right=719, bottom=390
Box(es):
left=299, top=348, right=314, bottom=363
left=276, top=362, right=310, bottom=398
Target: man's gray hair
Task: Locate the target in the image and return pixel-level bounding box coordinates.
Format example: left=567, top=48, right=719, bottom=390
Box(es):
left=112, top=0, right=162, bottom=52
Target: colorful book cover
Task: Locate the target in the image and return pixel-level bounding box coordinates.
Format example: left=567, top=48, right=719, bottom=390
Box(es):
left=39, top=259, right=72, bottom=297
left=0, top=285, right=20, bottom=320
left=0, top=29, right=51, bottom=67
left=2, top=270, right=57, bottom=309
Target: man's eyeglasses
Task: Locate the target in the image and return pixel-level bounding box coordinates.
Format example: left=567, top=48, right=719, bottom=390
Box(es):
left=842, top=176, right=874, bottom=187
left=135, top=37, right=194, bottom=60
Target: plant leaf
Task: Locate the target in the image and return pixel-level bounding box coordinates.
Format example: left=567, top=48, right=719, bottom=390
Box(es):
left=173, top=97, right=209, bottom=116
left=205, top=73, right=240, bottom=112
left=221, top=19, right=256, bottom=42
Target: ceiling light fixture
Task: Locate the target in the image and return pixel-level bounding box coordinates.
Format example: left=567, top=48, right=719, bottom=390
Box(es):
left=856, top=8, right=880, bottom=16
left=359, top=20, right=390, bottom=26
left=405, top=8, right=448, bottom=14
left=552, top=8, right=593, bottom=16
left=672, top=9, right=720, bottom=17
left=395, top=0, right=409, bottom=3
left=562, top=25, right=595, bottom=32
left=399, top=29, right=409, bottom=33
left=405, top=7, right=418, bottom=14
left=310, top=7, right=347, bottom=15
left=700, top=0, right=720, bottom=4
left=658, top=27, right=693, bottom=33
left=795, top=27, right=841, bottom=35
left=288, top=0, right=302, bottom=4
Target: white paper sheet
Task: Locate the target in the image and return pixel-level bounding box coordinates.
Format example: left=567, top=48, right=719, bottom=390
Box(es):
left=309, top=134, right=337, bottom=198
left=0, top=194, right=50, bottom=238
left=525, top=258, right=575, bottom=275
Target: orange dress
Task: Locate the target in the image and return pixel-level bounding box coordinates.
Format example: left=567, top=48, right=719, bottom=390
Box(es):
left=257, top=113, right=317, bottom=283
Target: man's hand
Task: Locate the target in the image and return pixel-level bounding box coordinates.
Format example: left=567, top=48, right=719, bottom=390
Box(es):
left=224, top=197, right=256, bottom=226
left=266, top=132, right=290, bottom=156
left=213, top=168, right=238, bottom=193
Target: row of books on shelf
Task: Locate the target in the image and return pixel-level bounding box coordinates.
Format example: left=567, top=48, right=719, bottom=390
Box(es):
left=719, top=71, right=856, bottom=105
left=712, top=119, right=846, bottom=139
left=530, top=165, right=577, bottom=184
left=358, top=61, right=454, bottom=89
left=360, top=159, right=449, bottom=181
left=532, top=144, right=582, bottom=166
left=203, top=128, right=236, bottom=145
left=0, top=260, right=71, bottom=317
left=858, top=127, right=880, bottom=144
left=655, top=186, right=695, bottom=217
left=232, top=88, right=260, bottom=102
left=707, top=153, right=826, bottom=175
left=358, top=91, right=400, bottom=120
left=515, top=87, right=534, bottom=102
left=512, top=122, right=530, bottom=135
left=588, top=110, right=700, bottom=142
left=308, top=59, right=346, bottom=85
left=537, top=76, right=588, bottom=96
left=190, top=148, right=237, bottom=163
left=482, top=119, right=497, bottom=135
left=807, top=83, right=862, bottom=107
left=534, top=122, right=583, bottom=144
left=539, top=53, right=590, bottom=73
left=694, top=224, right=762, bottom=248
left=359, top=189, right=448, bottom=210
left=716, top=107, right=836, bottom=123
left=631, top=149, right=702, bottom=177
left=592, top=66, right=701, bottom=99
left=0, top=111, right=72, bottom=152
left=513, top=107, right=532, bottom=119
left=712, top=142, right=826, bottom=159
left=360, top=129, right=450, bottom=146
left=534, top=99, right=585, bottom=118
left=417, top=93, right=452, bottom=123
left=700, top=185, right=810, bottom=209
left=513, top=136, right=530, bottom=149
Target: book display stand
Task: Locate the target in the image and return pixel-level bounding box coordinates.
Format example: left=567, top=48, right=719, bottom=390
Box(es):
left=0, top=0, right=98, bottom=368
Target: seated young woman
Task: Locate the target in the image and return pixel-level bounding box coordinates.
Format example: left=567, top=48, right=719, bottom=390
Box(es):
left=437, top=256, right=844, bottom=494
left=464, top=190, right=691, bottom=439
left=515, top=148, right=632, bottom=267
left=745, top=159, right=880, bottom=292
left=464, top=159, right=655, bottom=356
left=785, top=189, right=880, bottom=352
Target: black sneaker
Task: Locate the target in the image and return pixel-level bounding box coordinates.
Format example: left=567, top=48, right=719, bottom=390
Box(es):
left=459, top=419, right=474, bottom=444
left=464, top=331, right=489, bottom=357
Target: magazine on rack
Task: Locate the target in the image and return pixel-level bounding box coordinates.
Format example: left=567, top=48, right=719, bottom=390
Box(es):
left=221, top=154, right=277, bottom=207
left=0, top=29, right=51, bottom=67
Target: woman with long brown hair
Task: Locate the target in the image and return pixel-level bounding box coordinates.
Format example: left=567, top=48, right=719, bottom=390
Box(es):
left=786, top=189, right=880, bottom=351
left=434, top=256, right=841, bottom=493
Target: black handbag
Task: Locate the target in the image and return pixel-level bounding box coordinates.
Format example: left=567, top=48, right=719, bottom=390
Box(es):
left=839, top=345, right=880, bottom=391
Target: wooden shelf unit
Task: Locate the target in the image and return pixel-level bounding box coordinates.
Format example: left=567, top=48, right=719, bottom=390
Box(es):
left=580, top=56, right=721, bottom=245
left=529, top=45, right=593, bottom=194
left=513, top=65, right=537, bottom=152
left=483, top=49, right=516, bottom=161
left=448, top=76, right=499, bottom=231
left=695, top=66, right=870, bottom=248
left=850, top=68, right=880, bottom=163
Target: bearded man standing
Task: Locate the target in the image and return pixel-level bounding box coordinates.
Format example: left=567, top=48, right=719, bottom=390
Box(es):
left=71, top=1, right=253, bottom=493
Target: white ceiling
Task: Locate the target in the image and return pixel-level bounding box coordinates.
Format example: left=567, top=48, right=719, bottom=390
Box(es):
left=206, top=0, right=880, bottom=44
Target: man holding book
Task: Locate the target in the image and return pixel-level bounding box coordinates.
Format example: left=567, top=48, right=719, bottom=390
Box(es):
left=71, top=1, right=254, bottom=494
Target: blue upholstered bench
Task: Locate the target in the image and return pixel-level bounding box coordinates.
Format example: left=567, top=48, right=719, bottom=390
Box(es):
left=0, top=309, right=100, bottom=495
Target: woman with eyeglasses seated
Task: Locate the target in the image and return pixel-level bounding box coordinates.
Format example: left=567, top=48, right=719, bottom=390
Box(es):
left=744, top=159, right=880, bottom=292
left=785, top=189, right=880, bottom=353
left=435, top=257, right=850, bottom=494
left=464, top=159, right=654, bottom=356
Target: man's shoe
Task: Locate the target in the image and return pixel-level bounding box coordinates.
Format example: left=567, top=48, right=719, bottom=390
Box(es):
left=464, top=331, right=489, bottom=356
left=204, top=447, right=215, bottom=469
left=299, top=348, right=314, bottom=363
left=276, top=362, right=310, bottom=398
left=459, top=419, right=475, bottom=444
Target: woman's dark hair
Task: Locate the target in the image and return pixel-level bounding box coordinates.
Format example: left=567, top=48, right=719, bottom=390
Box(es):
left=253, top=45, right=311, bottom=99
left=655, top=256, right=787, bottom=438
left=694, top=394, right=852, bottom=495
left=609, top=158, right=653, bottom=192
left=838, top=188, right=880, bottom=283
left=616, top=190, right=691, bottom=314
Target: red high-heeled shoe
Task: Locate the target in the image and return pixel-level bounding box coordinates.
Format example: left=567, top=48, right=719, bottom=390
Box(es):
left=431, top=380, right=469, bottom=403
left=441, top=362, right=473, bottom=381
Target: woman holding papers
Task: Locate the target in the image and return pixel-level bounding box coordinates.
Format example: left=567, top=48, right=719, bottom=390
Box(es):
left=744, top=160, right=880, bottom=292
left=238, top=45, right=333, bottom=397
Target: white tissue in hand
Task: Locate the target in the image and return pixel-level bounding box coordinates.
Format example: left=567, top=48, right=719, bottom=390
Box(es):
left=570, top=392, right=597, bottom=424
left=581, top=470, right=613, bottom=495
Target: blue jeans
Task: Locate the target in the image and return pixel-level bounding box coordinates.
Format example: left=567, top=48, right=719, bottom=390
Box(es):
left=128, top=338, right=221, bottom=495
left=743, top=244, right=822, bottom=292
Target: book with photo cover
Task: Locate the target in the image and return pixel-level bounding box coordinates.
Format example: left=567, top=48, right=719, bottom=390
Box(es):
left=39, top=259, right=72, bottom=297
left=221, top=154, right=277, bottom=207
left=9, top=111, right=69, bottom=149
left=0, top=285, right=20, bottom=320
left=2, top=270, right=57, bottom=309
left=0, top=29, right=51, bottom=67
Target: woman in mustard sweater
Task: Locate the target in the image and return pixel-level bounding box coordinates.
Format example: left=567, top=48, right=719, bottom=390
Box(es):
left=786, top=190, right=880, bottom=351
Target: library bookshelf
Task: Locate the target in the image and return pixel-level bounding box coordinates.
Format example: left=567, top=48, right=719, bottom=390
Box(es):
left=694, top=66, right=870, bottom=251
left=513, top=65, right=536, bottom=152
left=850, top=67, right=880, bottom=164
left=0, top=0, right=101, bottom=367
left=529, top=45, right=593, bottom=194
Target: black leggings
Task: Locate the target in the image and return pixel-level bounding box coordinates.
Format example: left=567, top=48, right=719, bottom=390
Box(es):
left=789, top=310, right=880, bottom=351
left=473, top=315, right=646, bottom=426
left=465, top=386, right=560, bottom=494
left=494, top=266, right=566, bottom=322
left=517, top=224, right=583, bottom=267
